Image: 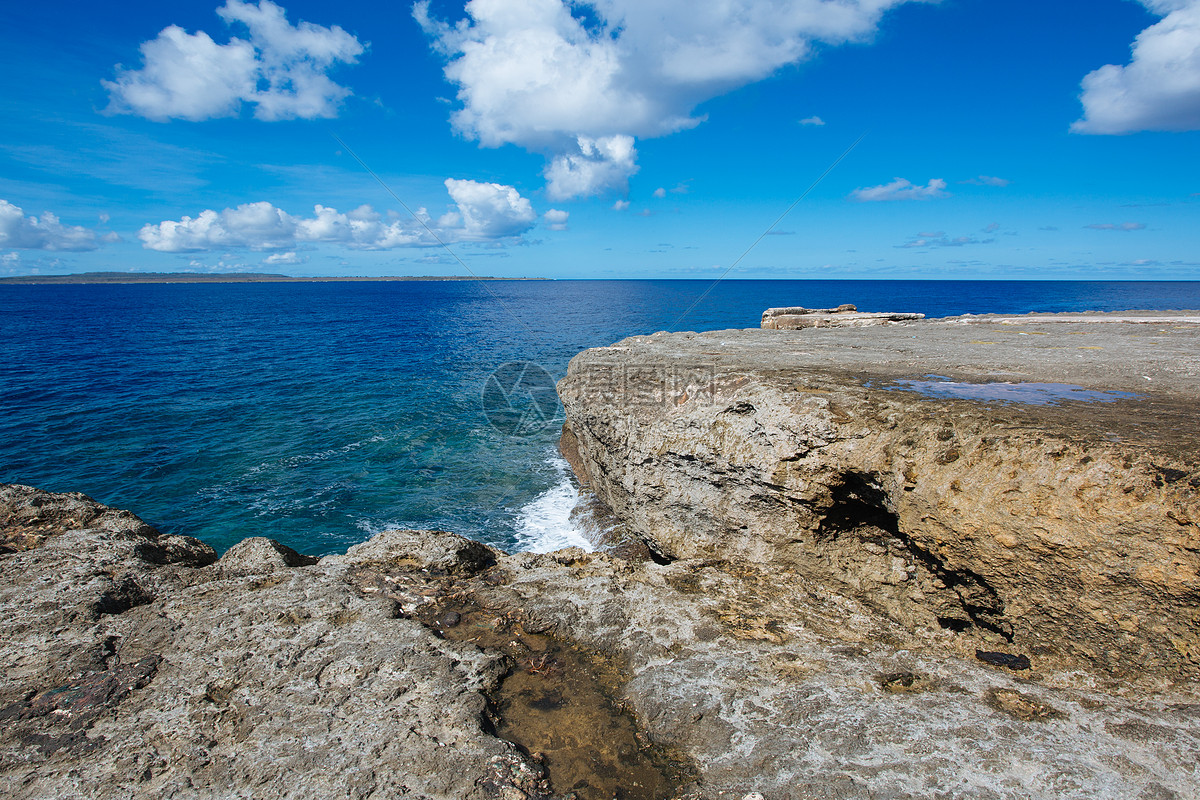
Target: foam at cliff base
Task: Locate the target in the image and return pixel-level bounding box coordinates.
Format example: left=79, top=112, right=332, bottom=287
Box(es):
left=513, top=457, right=595, bottom=554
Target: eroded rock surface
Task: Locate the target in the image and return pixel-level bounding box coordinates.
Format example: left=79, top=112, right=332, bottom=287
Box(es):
left=761, top=305, right=924, bottom=329
left=557, top=316, right=1200, bottom=688
left=0, top=486, right=550, bottom=800
left=470, top=548, right=1200, bottom=799
left=3, top=482, right=1199, bottom=799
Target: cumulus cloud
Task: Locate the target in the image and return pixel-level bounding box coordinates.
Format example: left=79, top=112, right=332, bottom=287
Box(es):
left=0, top=199, right=104, bottom=251
left=850, top=177, right=948, bottom=202
left=799, top=115, right=826, bottom=126
left=1073, top=0, right=1200, bottom=133
left=139, top=179, right=539, bottom=252
left=612, top=199, right=630, bottom=211
left=104, top=1, right=364, bottom=121
left=262, top=251, right=304, bottom=265
left=543, top=135, right=639, bottom=199
left=543, top=209, right=569, bottom=231
left=416, top=0, right=922, bottom=198
left=653, top=187, right=667, bottom=199
left=1085, top=222, right=1147, bottom=231
left=444, top=179, right=537, bottom=237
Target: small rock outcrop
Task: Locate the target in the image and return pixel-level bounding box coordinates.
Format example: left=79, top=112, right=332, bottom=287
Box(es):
left=0, top=483, right=168, bottom=554
left=761, top=304, right=924, bottom=329
left=215, top=536, right=319, bottom=574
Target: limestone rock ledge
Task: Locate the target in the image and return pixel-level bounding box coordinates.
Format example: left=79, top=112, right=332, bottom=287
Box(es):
left=558, top=316, right=1200, bottom=688
left=3, top=482, right=1200, bottom=799
left=761, top=305, right=925, bottom=329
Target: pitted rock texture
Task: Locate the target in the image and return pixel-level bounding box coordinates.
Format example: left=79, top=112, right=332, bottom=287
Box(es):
left=557, top=317, right=1200, bottom=687
left=0, top=483, right=166, bottom=553
left=761, top=305, right=924, bottom=329
left=469, top=548, right=1200, bottom=800
left=0, top=485, right=549, bottom=800
left=3, top=484, right=1200, bottom=799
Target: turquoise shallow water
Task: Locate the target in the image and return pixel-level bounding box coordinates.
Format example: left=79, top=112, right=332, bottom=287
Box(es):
left=2, top=279, right=1198, bottom=555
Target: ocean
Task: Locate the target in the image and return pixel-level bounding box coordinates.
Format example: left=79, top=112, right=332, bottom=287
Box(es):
left=2, top=279, right=1198, bottom=556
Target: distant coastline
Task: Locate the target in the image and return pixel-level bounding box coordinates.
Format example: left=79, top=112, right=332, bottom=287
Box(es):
left=0, top=272, right=544, bottom=285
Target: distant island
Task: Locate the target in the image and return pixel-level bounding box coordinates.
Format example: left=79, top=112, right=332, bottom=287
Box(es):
left=0, top=272, right=543, bottom=284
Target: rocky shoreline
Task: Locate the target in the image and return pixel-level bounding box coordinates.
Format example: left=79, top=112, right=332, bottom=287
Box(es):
left=558, top=312, right=1200, bottom=689
left=3, top=312, right=1199, bottom=799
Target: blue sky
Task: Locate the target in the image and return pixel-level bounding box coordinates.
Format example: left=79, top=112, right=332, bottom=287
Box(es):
left=1, top=0, right=1197, bottom=279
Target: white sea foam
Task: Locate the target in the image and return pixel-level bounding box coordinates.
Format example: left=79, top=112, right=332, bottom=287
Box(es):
left=513, top=456, right=594, bottom=554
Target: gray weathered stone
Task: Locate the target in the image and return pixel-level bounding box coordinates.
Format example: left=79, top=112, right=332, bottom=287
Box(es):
left=216, top=536, right=319, bottom=574
left=761, top=305, right=924, bottom=329
left=0, top=487, right=543, bottom=800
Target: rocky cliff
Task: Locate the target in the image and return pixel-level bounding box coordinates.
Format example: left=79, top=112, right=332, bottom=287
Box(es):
left=558, top=314, right=1200, bottom=688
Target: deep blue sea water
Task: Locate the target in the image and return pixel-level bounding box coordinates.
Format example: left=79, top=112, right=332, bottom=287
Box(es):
left=2, top=279, right=1199, bottom=555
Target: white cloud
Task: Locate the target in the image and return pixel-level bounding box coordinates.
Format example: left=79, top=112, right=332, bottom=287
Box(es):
left=444, top=178, right=537, bottom=238
left=139, top=180, right=539, bottom=252
left=543, top=209, right=570, bottom=231
left=417, top=0, right=923, bottom=198
left=850, top=177, right=948, bottom=202
left=653, top=187, right=667, bottom=199
left=544, top=135, right=639, bottom=199
left=262, top=251, right=304, bottom=265
left=0, top=199, right=103, bottom=251
left=1085, top=222, right=1147, bottom=231
left=799, top=115, right=826, bottom=126
left=612, top=199, right=630, bottom=211
left=104, top=1, right=364, bottom=122
left=1073, top=0, right=1200, bottom=134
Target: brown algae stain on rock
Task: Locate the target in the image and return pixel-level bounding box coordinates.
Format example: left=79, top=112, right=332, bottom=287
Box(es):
left=414, top=589, right=695, bottom=800
left=984, top=687, right=1066, bottom=722
left=877, top=671, right=936, bottom=694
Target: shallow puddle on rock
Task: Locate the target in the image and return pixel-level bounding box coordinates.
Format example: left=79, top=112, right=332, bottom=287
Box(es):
left=888, top=378, right=1141, bottom=405
left=417, top=600, right=691, bottom=800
